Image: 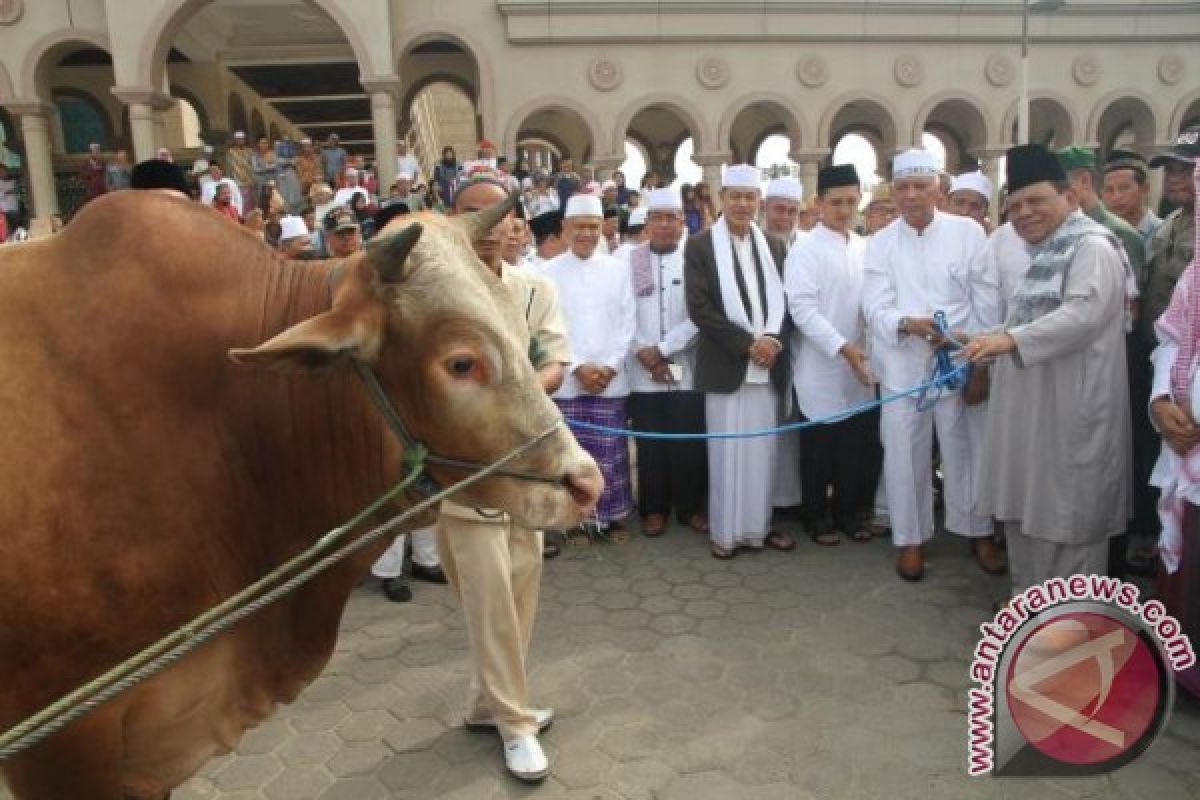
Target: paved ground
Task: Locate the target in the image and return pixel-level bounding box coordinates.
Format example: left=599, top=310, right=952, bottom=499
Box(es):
left=10, top=520, right=1199, bottom=799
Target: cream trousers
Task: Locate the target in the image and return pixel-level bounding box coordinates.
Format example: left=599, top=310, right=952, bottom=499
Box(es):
left=437, top=505, right=544, bottom=740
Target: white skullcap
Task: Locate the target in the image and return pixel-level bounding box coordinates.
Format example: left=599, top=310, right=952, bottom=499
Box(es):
left=564, top=194, right=604, bottom=218
left=344, top=167, right=358, bottom=176
left=646, top=187, right=683, bottom=211
left=279, top=215, right=309, bottom=241
left=601, top=180, right=617, bottom=191
left=397, top=170, right=415, bottom=181
left=892, top=149, right=939, bottom=179
left=950, top=170, right=993, bottom=200
left=234, top=130, right=246, bottom=138
left=722, top=164, right=761, bottom=189
left=300, top=137, right=312, bottom=145
left=765, top=177, right=803, bottom=201
left=628, top=207, right=648, bottom=226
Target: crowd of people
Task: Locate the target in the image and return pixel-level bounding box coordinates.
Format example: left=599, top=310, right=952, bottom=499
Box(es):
left=6, top=124, right=1198, bottom=781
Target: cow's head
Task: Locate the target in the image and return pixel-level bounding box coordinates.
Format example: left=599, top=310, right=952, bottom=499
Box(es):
left=228, top=195, right=602, bottom=529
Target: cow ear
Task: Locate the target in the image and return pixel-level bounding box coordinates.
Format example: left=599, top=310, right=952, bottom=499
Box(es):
left=228, top=309, right=382, bottom=372
left=368, top=221, right=423, bottom=284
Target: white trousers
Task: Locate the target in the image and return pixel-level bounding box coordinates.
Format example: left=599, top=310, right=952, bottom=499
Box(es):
left=771, top=428, right=804, bottom=507
left=370, top=525, right=440, bottom=578
left=707, top=384, right=778, bottom=549
left=880, top=392, right=991, bottom=547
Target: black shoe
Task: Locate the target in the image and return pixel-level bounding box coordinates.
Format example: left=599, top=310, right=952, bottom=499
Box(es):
left=410, top=563, right=448, bottom=584
left=381, top=577, right=413, bottom=603
left=543, top=541, right=561, bottom=559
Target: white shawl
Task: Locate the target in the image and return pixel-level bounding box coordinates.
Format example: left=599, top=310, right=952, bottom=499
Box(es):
left=711, top=216, right=785, bottom=383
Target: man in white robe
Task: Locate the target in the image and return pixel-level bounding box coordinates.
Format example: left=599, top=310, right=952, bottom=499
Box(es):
left=763, top=176, right=807, bottom=517
left=624, top=188, right=708, bottom=535
left=784, top=164, right=876, bottom=545
left=862, top=148, right=1005, bottom=581
left=964, top=144, right=1132, bottom=594
left=542, top=194, right=637, bottom=532
left=685, top=165, right=796, bottom=558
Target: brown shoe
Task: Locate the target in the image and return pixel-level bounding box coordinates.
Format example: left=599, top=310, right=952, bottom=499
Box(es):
left=763, top=531, right=796, bottom=552
left=896, top=545, right=925, bottom=581
left=641, top=513, right=667, bottom=537
left=972, top=537, right=1009, bottom=576
left=686, top=513, right=710, bottom=534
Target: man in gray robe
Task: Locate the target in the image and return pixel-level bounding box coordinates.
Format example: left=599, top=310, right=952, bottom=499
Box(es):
left=963, top=144, right=1132, bottom=594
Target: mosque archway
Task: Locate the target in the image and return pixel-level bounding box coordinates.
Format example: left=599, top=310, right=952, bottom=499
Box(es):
left=719, top=94, right=806, bottom=166
left=505, top=97, right=600, bottom=171
left=1089, top=93, right=1158, bottom=156
left=915, top=94, right=990, bottom=174
left=1003, top=93, right=1080, bottom=148
left=618, top=98, right=707, bottom=185
left=820, top=94, right=901, bottom=160
left=1171, top=92, right=1200, bottom=137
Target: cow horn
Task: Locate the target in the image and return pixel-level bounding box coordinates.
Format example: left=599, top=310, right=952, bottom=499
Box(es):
left=368, top=222, right=424, bottom=283
left=458, top=190, right=519, bottom=241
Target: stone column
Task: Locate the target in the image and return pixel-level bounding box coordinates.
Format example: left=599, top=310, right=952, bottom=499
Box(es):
left=112, top=88, right=176, bottom=161
left=361, top=76, right=402, bottom=193
left=692, top=151, right=731, bottom=197
left=979, top=147, right=1006, bottom=230
left=8, top=102, right=59, bottom=221
left=790, top=148, right=830, bottom=201
left=590, top=155, right=624, bottom=182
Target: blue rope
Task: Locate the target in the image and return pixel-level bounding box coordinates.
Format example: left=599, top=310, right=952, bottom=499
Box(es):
left=566, top=359, right=972, bottom=441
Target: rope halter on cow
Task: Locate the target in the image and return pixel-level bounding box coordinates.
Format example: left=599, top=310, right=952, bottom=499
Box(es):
left=351, top=359, right=566, bottom=494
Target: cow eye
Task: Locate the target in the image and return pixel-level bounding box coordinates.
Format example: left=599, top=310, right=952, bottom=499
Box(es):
left=447, top=356, right=476, bottom=377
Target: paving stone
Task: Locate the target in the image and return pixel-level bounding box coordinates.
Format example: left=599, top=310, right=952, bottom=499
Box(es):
left=320, top=776, right=393, bottom=800
left=212, top=754, right=283, bottom=792
left=871, top=653, right=923, bottom=683
left=277, top=731, right=341, bottom=766
left=171, top=520, right=1200, bottom=800
left=325, top=741, right=393, bottom=777
left=262, top=764, right=331, bottom=799
left=639, top=593, right=682, bottom=614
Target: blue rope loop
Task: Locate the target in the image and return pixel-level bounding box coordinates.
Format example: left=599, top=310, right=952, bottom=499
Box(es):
left=566, top=360, right=971, bottom=441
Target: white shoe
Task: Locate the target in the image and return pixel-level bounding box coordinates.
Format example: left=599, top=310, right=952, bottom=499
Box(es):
left=464, top=708, right=554, bottom=733
left=503, top=734, right=549, bottom=782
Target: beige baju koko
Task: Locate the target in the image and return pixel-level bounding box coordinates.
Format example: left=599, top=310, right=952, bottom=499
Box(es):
left=436, top=264, right=570, bottom=740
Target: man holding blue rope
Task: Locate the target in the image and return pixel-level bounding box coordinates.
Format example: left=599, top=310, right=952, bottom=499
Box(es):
left=863, top=148, right=1005, bottom=581
left=963, top=144, right=1133, bottom=595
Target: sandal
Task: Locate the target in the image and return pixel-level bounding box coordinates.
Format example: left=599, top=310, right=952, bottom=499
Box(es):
left=600, top=521, right=630, bottom=544
left=641, top=513, right=667, bottom=537
left=710, top=543, right=736, bottom=559
left=809, top=529, right=841, bottom=547
left=848, top=528, right=873, bottom=543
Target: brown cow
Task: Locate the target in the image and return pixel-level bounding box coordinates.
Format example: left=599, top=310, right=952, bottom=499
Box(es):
left=0, top=190, right=602, bottom=799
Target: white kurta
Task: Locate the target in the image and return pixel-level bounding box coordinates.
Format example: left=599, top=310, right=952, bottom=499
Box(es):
left=784, top=223, right=872, bottom=419
left=1149, top=341, right=1199, bottom=573
left=980, top=236, right=1132, bottom=544
left=985, top=222, right=1032, bottom=321
left=862, top=211, right=998, bottom=543
left=540, top=250, right=636, bottom=400
left=623, top=243, right=699, bottom=393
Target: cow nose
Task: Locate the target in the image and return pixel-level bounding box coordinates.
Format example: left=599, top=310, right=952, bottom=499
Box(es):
left=563, top=459, right=603, bottom=513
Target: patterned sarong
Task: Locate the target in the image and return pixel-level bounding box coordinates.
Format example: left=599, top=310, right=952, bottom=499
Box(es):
left=556, top=395, right=634, bottom=523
